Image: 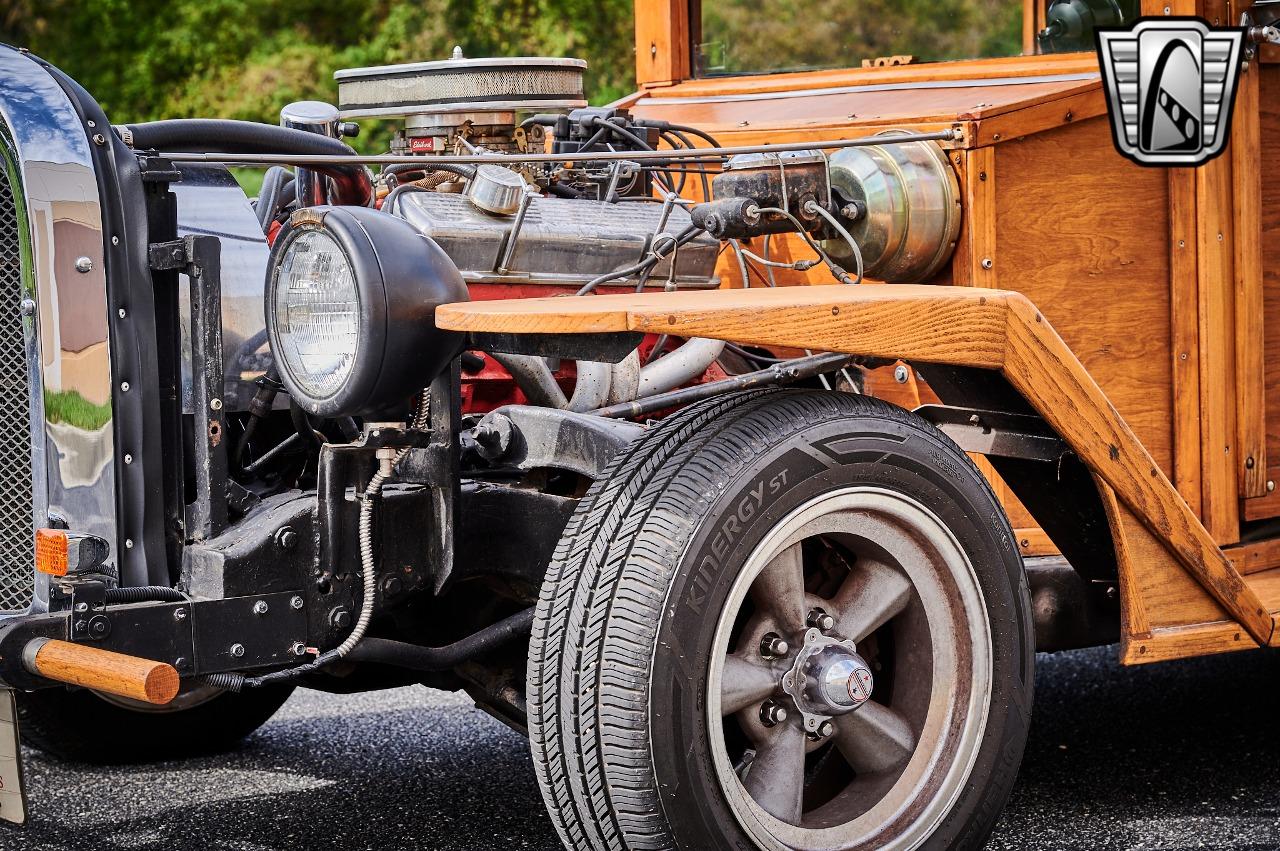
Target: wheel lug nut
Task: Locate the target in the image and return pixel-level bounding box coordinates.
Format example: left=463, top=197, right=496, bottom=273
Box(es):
left=759, top=701, right=788, bottom=727
left=806, top=608, right=836, bottom=633
left=759, top=632, right=790, bottom=658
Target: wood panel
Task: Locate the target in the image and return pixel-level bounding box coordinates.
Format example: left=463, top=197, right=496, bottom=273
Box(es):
left=438, top=284, right=1276, bottom=645
left=634, top=0, right=690, bottom=88
left=1248, top=64, right=1280, bottom=519
left=992, top=118, right=1174, bottom=477
left=1169, top=168, right=1203, bottom=516
left=1196, top=151, right=1241, bottom=542
left=1233, top=62, right=1268, bottom=498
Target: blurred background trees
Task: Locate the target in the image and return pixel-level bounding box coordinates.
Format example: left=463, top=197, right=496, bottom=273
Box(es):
left=0, top=0, right=636, bottom=150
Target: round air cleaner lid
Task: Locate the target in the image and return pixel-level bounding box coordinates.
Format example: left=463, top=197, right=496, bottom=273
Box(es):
left=334, top=49, right=587, bottom=119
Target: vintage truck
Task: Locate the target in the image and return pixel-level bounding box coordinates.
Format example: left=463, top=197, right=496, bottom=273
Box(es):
left=1, top=0, right=1278, bottom=847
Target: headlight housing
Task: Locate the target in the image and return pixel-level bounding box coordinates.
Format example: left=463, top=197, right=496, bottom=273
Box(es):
left=266, top=206, right=468, bottom=417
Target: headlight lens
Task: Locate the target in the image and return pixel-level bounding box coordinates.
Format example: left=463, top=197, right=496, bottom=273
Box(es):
left=272, top=229, right=360, bottom=400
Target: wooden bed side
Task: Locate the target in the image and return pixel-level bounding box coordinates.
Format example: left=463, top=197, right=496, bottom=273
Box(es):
left=437, top=285, right=1276, bottom=647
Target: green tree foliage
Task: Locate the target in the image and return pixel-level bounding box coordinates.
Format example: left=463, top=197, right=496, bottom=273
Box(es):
left=4, top=0, right=1025, bottom=152
left=0, top=0, right=636, bottom=152
left=699, top=0, right=1022, bottom=75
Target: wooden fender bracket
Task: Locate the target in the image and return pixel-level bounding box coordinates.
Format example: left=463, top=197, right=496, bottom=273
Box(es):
left=22, top=638, right=180, bottom=706
left=438, top=285, right=1277, bottom=646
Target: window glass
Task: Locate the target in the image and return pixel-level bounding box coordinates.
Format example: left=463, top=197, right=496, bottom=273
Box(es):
left=694, top=0, right=1138, bottom=77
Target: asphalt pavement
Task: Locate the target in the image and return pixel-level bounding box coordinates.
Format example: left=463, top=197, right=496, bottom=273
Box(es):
left=2, top=644, right=1278, bottom=850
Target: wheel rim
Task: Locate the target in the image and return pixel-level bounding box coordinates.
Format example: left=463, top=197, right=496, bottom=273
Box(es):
left=706, top=487, right=993, bottom=851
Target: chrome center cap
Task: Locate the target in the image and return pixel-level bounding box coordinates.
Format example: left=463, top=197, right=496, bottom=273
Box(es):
left=781, top=629, right=875, bottom=730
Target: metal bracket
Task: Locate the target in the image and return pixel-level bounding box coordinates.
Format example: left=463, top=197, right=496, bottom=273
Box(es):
left=915, top=404, right=1067, bottom=462
left=148, top=235, right=228, bottom=541
left=470, top=404, right=645, bottom=479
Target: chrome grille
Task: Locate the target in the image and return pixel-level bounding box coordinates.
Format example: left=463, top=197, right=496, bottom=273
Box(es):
left=0, top=174, right=33, bottom=612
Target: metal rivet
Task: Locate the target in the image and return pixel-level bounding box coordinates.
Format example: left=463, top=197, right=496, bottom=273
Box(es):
left=1269, top=480, right=1276, bottom=493
left=124, top=538, right=134, bottom=549
left=981, top=257, right=994, bottom=270
left=252, top=600, right=269, bottom=615
left=111, top=235, right=119, bottom=246
left=74, top=256, right=93, bottom=274
left=210, top=398, right=223, bottom=411
left=19, top=299, right=34, bottom=317
left=118, top=308, right=127, bottom=319
left=229, top=643, right=245, bottom=658
left=173, top=608, right=187, bottom=622
left=92, top=133, right=106, bottom=146
left=894, top=364, right=910, bottom=384
left=123, top=453, right=132, bottom=464
left=86, top=120, right=96, bottom=128
left=290, top=595, right=304, bottom=610
left=120, top=381, right=130, bottom=392
left=291, top=642, right=307, bottom=657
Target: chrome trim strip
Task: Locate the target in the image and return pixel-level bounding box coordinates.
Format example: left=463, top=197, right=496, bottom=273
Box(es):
left=634, top=72, right=1100, bottom=106
left=0, top=48, right=118, bottom=610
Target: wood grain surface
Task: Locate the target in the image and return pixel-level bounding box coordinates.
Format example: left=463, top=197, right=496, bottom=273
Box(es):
left=28, top=639, right=179, bottom=706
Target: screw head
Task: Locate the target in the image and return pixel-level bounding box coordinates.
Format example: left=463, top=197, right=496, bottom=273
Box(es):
left=74, top=602, right=89, bottom=613
left=229, top=643, right=245, bottom=658
left=124, top=454, right=133, bottom=465
left=173, top=608, right=187, bottom=622
left=759, top=701, right=788, bottom=728
left=118, top=307, right=127, bottom=318
left=74, top=256, right=93, bottom=274
left=981, top=257, right=994, bottom=270
left=120, top=381, right=130, bottom=393
left=806, top=608, right=836, bottom=633
left=92, top=133, right=106, bottom=146
left=290, top=642, right=306, bottom=657
left=290, top=595, right=304, bottom=610
left=759, top=632, right=790, bottom=659
left=894, top=364, right=910, bottom=384
left=210, top=398, right=223, bottom=411
left=124, top=538, right=134, bottom=549
left=252, top=600, right=269, bottom=616
left=19, top=299, right=34, bottom=317
left=816, top=719, right=835, bottom=738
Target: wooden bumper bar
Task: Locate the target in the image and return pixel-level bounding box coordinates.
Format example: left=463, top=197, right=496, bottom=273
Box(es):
left=22, top=638, right=180, bottom=706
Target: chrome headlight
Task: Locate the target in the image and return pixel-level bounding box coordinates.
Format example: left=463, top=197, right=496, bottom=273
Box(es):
left=266, top=206, right=469, bottom=417
left=272, top=229, right=360, bottom=401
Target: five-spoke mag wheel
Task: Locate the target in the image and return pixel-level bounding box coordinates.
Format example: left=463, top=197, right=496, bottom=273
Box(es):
left=529, top=390, right=1034, bottom=851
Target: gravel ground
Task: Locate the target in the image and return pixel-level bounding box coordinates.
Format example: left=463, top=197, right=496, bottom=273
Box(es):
left=1, top=644, right=1277, bottom=850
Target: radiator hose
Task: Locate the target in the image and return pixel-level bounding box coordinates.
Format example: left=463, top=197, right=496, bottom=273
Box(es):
left=123, top=119, right=374, bottom=207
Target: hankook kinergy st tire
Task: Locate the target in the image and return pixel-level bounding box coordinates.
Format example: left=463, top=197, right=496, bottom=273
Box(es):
left=16, top=683, right=294, bottom=764
left=528, top=389, right=1034, bottom=850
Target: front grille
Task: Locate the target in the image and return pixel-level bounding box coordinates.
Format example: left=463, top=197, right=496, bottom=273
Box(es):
left=0, top=173, right=33, bottom=611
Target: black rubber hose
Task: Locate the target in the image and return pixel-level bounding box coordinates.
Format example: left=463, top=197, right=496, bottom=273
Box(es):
left=344, top=608, right=535, bottom=671
left=124, top=119, right=373, bottom=207
left=103, top=586, right=187, bottom=604
left=254, top=166, right=290, bottom=233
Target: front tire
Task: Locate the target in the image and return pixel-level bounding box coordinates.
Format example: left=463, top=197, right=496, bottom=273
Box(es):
left=17, top=682, right=293, bottom=764
left=528, top=390, right=1033, bottom=850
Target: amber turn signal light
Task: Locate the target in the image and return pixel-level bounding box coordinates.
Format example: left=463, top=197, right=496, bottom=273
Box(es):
left=35, top=528, right=69, bottom=576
